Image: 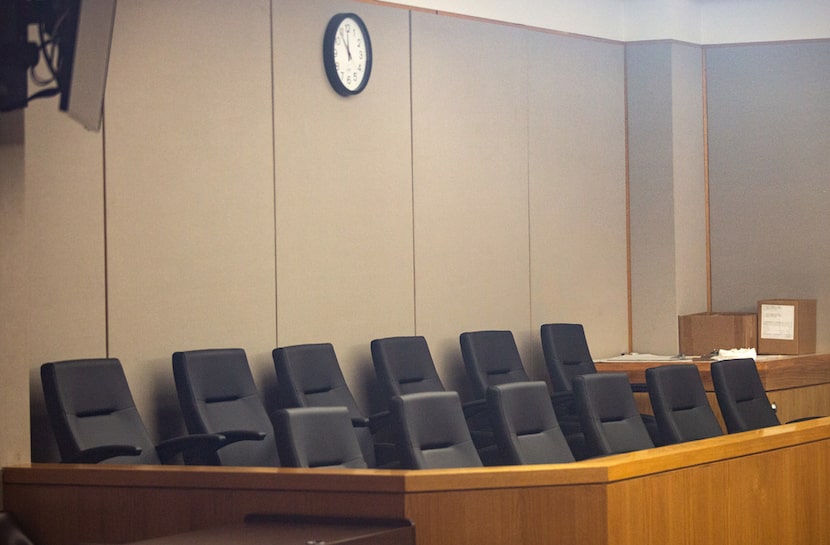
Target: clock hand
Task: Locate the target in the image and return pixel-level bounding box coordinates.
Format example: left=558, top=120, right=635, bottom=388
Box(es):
left=340, top=28, right=352, bottom=61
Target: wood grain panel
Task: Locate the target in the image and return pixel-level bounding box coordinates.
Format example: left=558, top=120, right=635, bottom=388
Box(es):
left=4, top=418, right=830, bottom=545
left=403, top=484, right=608, bottom=545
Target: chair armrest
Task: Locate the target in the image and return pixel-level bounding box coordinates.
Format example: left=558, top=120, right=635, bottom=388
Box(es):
left=216, top=429, right=267, bottom=444
left=366, top=410, right=392, bottom=434
left=460, top=398, right=488, bottom=419
left=630, top=382, right=649, bottom=393
left=68, top=444, right=142, bottom=464
left=155, top=433, right=228, bottom=464
left=550, top=391, right=577, bottom=417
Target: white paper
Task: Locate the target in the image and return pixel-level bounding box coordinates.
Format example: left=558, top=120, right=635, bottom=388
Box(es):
left=760, top=304, right=795, bottom=340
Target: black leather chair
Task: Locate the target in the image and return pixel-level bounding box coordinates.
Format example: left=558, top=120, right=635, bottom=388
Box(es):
left=274, top=407, right=367, bottom=468
left=0, top=512, right=35, bottom=545
left=573, top=372, right=654, bottom=457
left=371, top=336, right=447, bottom=399
left=486, top=382, right=574, bottom=465
left=540, top=323, right=599, bottom=398
left=370, top=336, right=497, bottom=463
left=460, top=330, right=588, bottom=459
left=540, top=323, right=662, bottom=447
left=459, top=330, right=534, bottom=399
left=172, top=348, right=279, bottom=467
left=646, top=364, right=723, bottom=444
left=710, top=358, right=780, bottom=433
left=389, top=391, right=482, bottom=469
left=41, top=358, right=225, bottom=464
left=273, top=343, right=392, bottom=468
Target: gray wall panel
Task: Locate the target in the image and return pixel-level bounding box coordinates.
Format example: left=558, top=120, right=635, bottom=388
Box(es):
left=707, top=41, right=830, bottom=351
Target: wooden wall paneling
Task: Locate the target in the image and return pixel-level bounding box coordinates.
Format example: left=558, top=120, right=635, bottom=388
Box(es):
left=402, top=484, right=609, bottom=545
left=605, top=462, right=727, bottom=545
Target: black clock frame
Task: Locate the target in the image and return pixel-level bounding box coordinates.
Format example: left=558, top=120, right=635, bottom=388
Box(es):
left=323, top=12, right=373, bottom=96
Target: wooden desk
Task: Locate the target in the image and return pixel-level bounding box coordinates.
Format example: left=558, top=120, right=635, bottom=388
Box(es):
left=595, top=353, right=830, bottom=424
left=5, top=417, right=830, bottom=545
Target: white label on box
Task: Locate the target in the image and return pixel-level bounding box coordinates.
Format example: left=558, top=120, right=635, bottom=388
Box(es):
left=760, top=304, right=795, bottom=340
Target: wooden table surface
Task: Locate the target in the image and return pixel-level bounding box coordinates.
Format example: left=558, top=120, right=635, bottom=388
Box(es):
left=594, top=352, right=830, bottom=391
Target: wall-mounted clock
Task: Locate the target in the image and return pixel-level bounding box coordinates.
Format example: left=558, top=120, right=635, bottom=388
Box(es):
left=323, top=13, right=373, bottom=96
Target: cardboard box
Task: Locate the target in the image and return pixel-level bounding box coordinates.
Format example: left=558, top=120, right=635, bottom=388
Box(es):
left=757, top=299, right=816, bottom=355
left=678, top=312, right=757, bottom=357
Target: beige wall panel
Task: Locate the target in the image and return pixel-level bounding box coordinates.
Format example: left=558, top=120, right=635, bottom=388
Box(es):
left=411, top=13, right=531, bottom=396
left=0, top=113, right=30, bottom=467
left=626, top=42, right=680, bottom=355
left=104, top=1, right=277, bottom=438
left=670, top=43, right=707, bottom=319
left=23, top=97, right=108, bottom=461
left=628, top=42, right=707, bottom=355
left=273, top=1, right=414, bottom=413
left=528, top=33, right=629, bottom=372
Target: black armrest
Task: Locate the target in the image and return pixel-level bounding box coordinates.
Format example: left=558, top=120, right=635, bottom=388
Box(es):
left=154, top=433, right=227, bottom=464
left=217, top=429, right=267, bottom=444
left=630, top=382, right=649, bottom=393
left=68, top=444, right=142, bottom=464
left=550, top=391, right=578, bottom=418
left=460, top=398, right=488, bottom=419
left=367, top=410, right=392, bottom=434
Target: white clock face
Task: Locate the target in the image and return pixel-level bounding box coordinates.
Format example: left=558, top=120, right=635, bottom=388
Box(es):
left=332, top=17, right=368, bottom=92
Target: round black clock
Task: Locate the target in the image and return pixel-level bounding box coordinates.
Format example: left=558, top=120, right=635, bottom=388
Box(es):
left=323, top=13, right=372, bottom=96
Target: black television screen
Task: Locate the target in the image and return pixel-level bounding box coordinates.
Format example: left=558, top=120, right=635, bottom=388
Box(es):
left=57, top=0, right=117, bottom=131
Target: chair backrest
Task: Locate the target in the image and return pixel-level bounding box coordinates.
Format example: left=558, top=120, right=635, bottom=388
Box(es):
left=0, top=512, right=35, bottom=545
left=459, top=330, right=531, bottom=400
left=272, top=343, right=377, bottom=467
left=486, top=382, right=574, bottom=465
left=41, top=358, right=159, bottom=464
left=390, top=392, right=483, bottom=469
left=172, top=348, right=280, bottom=467
left=274, top=407, right=367, bottom=468
left=272, top=343, right=364, bottom=420
left=710, top=358, right=780, bottom=433
left=573, top=372, right=654, bottom=456
left=371, top=336, right=446, bottom=401
left=540, top=323, right=598, bottom=394
left=646, top=364, right=723, bottom=444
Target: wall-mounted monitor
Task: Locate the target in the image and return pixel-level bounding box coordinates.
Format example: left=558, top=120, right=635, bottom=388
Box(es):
left=0, top=0, right=116, bottom=132
left=57, top=0, right=117, bottom=131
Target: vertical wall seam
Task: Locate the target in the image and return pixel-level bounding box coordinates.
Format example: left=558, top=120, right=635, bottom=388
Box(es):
left=623, top=45, right=634, bottom=353
left=102, top=112, right=110, bottom=358
left=270, top=0, right=279, bottom=346
left=526, top=33, right=533, bottom=343
left=701, top=47, right=712, bottom=313
left=409, top=10, right=417, bottom=335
